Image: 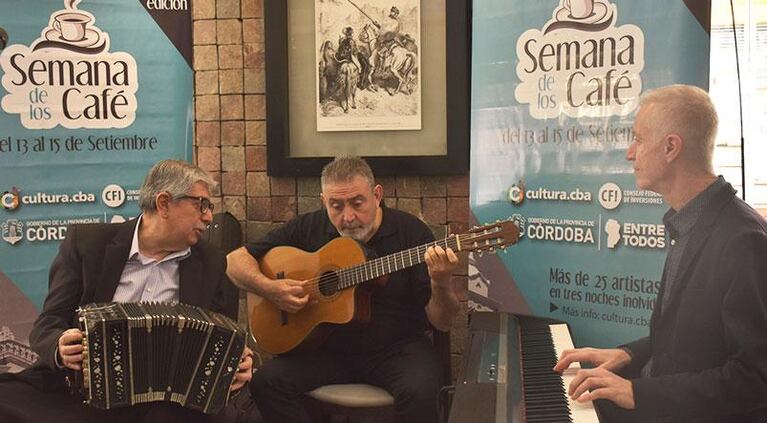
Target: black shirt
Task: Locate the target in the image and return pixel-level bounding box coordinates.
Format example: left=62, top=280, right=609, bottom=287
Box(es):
left=246, top=204, right=435, bottom=354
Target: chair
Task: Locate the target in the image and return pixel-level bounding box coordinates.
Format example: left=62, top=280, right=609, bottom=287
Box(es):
left=303, top=329, right=452, bottom=423
left=202, top=211, right=249, bottom=325
left=305, top=384, right=395, bottom=423
left=203, top=213, right=265, bottom=423
left=202, top=212, right=243, bottom=254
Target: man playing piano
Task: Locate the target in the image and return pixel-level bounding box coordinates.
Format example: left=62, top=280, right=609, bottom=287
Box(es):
left=554, top=85, right=767, bottom=422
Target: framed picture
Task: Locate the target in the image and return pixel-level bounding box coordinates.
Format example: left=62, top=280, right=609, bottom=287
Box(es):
left=265, top=0, right=470, bottom=176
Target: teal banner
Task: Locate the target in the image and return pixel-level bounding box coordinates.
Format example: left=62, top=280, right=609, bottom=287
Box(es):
left=0, top=0, right=193, bottom=372
left=469, top=0, right=710, bottom=348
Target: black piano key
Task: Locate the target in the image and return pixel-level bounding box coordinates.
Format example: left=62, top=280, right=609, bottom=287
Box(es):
left=520, top=319, right=576, bottom=423
left=525, top=391, right=566, bottom=398
left=528, top=407, right=571, bottom=414
left=526, top=399, right=569, bottom=407
left=524, top=380, right=564, bottom=388
left=527, top=417, right=572, bottom=423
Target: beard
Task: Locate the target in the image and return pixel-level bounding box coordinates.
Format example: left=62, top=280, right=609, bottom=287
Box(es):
left=338, top=221, right=373, bottom=241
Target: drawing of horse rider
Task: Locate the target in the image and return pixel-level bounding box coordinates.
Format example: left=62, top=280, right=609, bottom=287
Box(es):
left=369, top=6, right=402, bottom=81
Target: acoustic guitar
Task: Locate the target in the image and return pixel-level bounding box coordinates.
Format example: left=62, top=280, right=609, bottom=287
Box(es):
left=247, top=220, right=520, bottom=354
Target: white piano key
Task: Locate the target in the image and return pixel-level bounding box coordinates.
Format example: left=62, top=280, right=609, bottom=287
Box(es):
left=549, top=323, right=601, bottom=423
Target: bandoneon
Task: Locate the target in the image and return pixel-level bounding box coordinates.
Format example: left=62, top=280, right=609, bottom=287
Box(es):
left=74, top=302, right=246, bottom=414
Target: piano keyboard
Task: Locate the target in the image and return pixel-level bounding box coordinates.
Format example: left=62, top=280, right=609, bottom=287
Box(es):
left=448, top=312, right=600, bottom=423
left=550, top=324, right=601, bottom=423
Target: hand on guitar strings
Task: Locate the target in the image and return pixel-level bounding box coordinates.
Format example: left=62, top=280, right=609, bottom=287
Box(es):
left=230, top=346, right=254, bottom=392
left=424, top=245, right=459, bottom=288
left=266, top=277, right=310, bottom=313
left=57, top=328, right=84, bottom=371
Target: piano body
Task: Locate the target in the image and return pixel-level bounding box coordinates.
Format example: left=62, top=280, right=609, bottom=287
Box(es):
left=448, top=312, right=601, bottom=423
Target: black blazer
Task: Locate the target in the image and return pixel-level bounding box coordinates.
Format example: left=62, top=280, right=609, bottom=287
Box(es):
left=622, top=183, right=767, bottom=422
left=21, top=219, right=238, bottom=390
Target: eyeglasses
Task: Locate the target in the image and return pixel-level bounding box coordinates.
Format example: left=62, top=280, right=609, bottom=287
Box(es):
left=175, top=195, right=215, bottom=214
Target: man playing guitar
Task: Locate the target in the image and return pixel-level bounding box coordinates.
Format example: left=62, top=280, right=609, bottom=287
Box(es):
left=226, top=156, right=461, bottom=423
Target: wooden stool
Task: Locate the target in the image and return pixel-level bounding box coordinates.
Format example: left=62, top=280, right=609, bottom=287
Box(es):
left=305, top=384, right=395, bottom=423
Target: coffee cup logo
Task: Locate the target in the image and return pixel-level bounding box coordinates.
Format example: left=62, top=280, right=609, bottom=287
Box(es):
left=38, top=4, right=105, bottom=53
left=565, top=0, right=594, bottom=19
left=547, top=0, right=614, bottom=33
left=0, top=0, right=138, bottom=129
left=53, top=12, right=91, bottom=42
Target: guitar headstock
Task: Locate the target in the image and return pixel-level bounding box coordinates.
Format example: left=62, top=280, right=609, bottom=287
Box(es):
left=457, top=219, right=520, bottom=254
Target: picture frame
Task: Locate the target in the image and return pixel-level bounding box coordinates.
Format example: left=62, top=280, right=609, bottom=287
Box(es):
left=264, top=0, right=470, bottom=176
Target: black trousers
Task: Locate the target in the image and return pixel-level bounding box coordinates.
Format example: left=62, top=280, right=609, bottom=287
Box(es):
left=249, top=336, right=444, bottom=423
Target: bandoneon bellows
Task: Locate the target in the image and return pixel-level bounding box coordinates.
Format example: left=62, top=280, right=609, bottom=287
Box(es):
left=74, top=302, right=246, bottom=414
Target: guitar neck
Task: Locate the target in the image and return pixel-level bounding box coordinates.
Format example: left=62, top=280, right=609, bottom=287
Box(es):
left=337, top=236, right=461, bottom=290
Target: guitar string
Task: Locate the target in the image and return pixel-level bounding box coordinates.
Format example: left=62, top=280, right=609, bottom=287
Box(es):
left=271, top=225, right=512, bottom=306
left=303, top=234, right=467, bottom=297
left=324, top=236, right=461, bottom=292
left=303, top=238, right=457, bottom=297
left=303, top=227, right=511, bottom=302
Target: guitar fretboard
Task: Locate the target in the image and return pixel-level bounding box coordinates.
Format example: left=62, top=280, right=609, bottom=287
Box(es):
left=336, top=235, right=461, bottom=289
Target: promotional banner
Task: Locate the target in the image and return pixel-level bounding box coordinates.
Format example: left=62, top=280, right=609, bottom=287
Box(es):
left=469, top=0, right=711, bottom=348
left=0, top=0, right=193, bottom=372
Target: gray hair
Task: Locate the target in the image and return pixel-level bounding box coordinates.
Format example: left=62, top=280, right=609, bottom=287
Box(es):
left=138, top=160, right=217, bottom=212
left=639, top=84, right=718, bottom=172
left=320, top=156, right=375, bottom=191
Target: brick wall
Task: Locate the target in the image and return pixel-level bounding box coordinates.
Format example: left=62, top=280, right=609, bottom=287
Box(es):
left=191, top=0, right=470, bottom=379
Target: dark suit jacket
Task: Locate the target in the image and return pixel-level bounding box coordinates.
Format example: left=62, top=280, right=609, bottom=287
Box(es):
left=21, top=219, right=238, bottom=390
left=621, top=182, right=767, bottom=422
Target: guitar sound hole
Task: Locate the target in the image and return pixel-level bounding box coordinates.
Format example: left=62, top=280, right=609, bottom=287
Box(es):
left=318, top=271, right=340, bottom=297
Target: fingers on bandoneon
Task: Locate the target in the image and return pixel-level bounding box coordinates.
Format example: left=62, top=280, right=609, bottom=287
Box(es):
left=61, top=344, right=83, bottom=356
left=60, top=329, right=82, bottom=345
